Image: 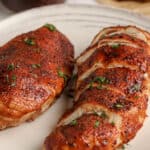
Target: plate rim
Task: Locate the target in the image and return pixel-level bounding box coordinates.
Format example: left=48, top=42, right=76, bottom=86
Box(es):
left=0, top=3, right=150, bottom=29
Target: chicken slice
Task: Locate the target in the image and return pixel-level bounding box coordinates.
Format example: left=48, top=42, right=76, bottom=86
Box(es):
left=43, top=26, right=150, bottom=150
left=0, top=24, right=74, bottom=129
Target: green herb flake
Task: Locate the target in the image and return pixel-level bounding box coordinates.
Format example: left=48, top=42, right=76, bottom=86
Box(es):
left=93, top=110, right=102, bottom=117
left=88, top=81, right=93, bottom=89
left=70, top=120, right=77, bottom=126
left=109, top=34, right=117, bottom=38
left=58, top=69, right=68, bottom=82
left=111, top=122, right=115, bottom=126
left=122, top=145, right=125, bottom=150
left=24, top=38, right=35, bottom=46
left=94, top=120, right=100, bottom=128
left=114, top=103, right=124, bottom=109
left=93, top=111, right=108, bottom=119
left=44, top=24, right=56, bottom=31
left=101, top=111, right=108, bottom=119
left=134, top=95, right=139, bottom=99
left=11, top=75, right=17, bottom=81
left=88, top=76, right=109, bottom=90
left=93, top=111, right=99, bottom=116
left=111, top=43, right=120, bottom=49
left=94, top=76, right=109, bottom=84
left=72, top=74, right=77, bottom=81
left=11, top=75, right=17, bottom=87
left=7, top=63, right=15, bottom=71
left=100, top=34, right=106, bottom=39
left=31, top=64, right=41, bottom=69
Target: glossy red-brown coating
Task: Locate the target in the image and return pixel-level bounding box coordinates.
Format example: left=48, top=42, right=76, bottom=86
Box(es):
left=0, top=25, right=74, bottom=129
left=78, top=44, right=149, bottom=76
left=76, top=67, right=146, bottom=99
left=81, top=88, right=147, bottom=140
left=44, top=114, right=119, bottom=150
left=78, top=33, right=149, bottom=61
left=78, top=88, right=143, bottom=110
left=59, top=95, right=147, bottom=147
left=43, top=26, right=150, bottom=150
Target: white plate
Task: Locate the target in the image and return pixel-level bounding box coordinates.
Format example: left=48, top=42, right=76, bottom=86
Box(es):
left=0, top=4, right=150, bottom=150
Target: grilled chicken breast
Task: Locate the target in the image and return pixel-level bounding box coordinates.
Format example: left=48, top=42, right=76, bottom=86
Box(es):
left=43, top=26, right=150, bottom=150
left=0, top=24, right=74, bottom=129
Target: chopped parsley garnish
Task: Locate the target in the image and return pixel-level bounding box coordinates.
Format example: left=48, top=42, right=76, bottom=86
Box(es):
left=31, top=64, right=41, bottom=69
left=88, top=76, right=109, bottom=90
left=94, top=120, right=100, bottom=128
left=94, top=111, right=108, bottom=119
left=100, top=34, right=106, bottom=39
left=12, top=75, right=16, bottom=81
left=24, top=38, right=35, bottom=46
left=101, top=111, right=108, bottom=119
left=5, top=74, right=17, bottom=86
left=7, top=63, right=15, bottom=71
left=122, top=145, right=125, bottom=150
left=94, top=76, right=109, bottom=84
left=88, top=81, right=93, bottom=89
left=58, top=69, right=68, bottom=82
left=114, top=103, right=124, bottom=109
left=70, top=120, right=77, bottom=126
left=72, top=74, right=77, bottom=81
left=122, top=144, right=129, bottom=150
left=109, top=34, right=117, bottom=38
left=134, top=95, right=139, bottom=99
left=11, top=75, right=17, bottom=87
left=111, top=122, right=115, bottom=126
left=93, top=111, right=98, bottom=116
left=44, top=24, right=56, bottom=31
left=111, top=43, right=120, bottom=49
